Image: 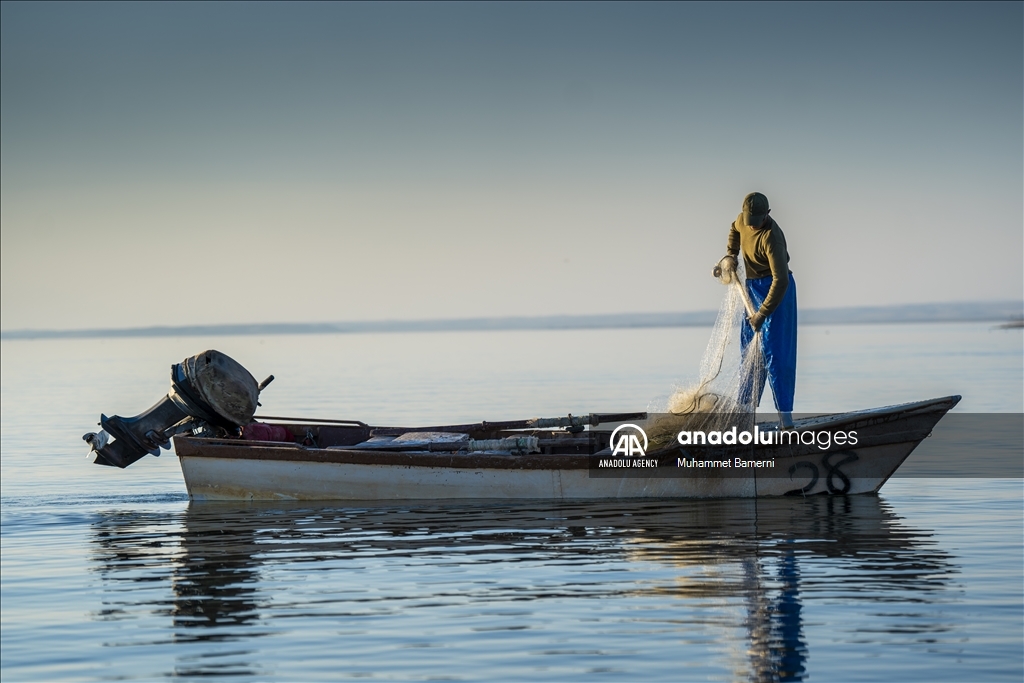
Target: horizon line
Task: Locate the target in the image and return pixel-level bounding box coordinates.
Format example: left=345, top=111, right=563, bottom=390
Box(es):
left=2, top=300, right=1021, bottom=341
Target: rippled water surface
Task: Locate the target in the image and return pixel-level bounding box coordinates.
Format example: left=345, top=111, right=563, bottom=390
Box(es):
left=2, top=324, right=1022, bottom=681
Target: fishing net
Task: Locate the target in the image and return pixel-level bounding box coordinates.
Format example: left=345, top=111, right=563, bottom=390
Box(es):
left=646, top=257, right=765, bottom=450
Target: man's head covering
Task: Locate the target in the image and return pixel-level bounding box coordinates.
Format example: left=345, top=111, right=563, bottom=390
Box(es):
left=741, top=192, right=770, bottom=228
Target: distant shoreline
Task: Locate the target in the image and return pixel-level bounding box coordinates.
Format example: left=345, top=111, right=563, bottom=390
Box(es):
left=2, top=301, right=1021, bottom=341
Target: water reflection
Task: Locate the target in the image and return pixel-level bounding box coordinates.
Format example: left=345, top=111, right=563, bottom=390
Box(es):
left=90, top=496, right=955, bottom=681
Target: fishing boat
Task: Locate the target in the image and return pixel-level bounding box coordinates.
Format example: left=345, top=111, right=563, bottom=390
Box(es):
left=83, top=350, right=960, bottom=501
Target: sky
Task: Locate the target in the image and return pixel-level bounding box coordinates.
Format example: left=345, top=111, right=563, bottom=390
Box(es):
left=1, top=1, right=1021, bottom=331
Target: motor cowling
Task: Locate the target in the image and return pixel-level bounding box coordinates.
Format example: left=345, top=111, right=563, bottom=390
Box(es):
left=87, top=350, right=263, bottom=468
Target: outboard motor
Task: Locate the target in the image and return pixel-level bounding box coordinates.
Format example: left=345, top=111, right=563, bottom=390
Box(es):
left=84, top=350, right=270, bottom=468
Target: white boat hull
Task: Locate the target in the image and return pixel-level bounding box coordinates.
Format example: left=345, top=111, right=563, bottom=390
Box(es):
left=175, top=396, right=958, bottom=501
left=181, top=456, right=767, bottom=501
left=177, top=425, right=936, bottom=501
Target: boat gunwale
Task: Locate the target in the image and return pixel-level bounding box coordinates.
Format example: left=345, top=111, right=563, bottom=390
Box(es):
left=173, top=395, right=960, bottom=469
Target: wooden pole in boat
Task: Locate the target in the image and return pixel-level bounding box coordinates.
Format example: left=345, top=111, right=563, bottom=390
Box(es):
left=253, top=416, right=368, bottom=426
left=251, top=412, right=648, bottom=434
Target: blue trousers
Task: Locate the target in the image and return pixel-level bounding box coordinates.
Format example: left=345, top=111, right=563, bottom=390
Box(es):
left=741, top=273, right=797, bottom=412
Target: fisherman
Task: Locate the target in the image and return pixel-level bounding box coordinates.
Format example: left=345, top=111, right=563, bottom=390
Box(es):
left=715, top=192, right=797, bottom=428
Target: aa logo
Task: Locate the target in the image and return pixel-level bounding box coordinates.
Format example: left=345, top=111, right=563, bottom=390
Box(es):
left=610, top=424, right=648, bottom=457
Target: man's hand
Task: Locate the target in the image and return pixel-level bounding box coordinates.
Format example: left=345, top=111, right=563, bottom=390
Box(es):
left=713, top=255, right=737, bottom=281
left=747, top=311, right=766, bottom=332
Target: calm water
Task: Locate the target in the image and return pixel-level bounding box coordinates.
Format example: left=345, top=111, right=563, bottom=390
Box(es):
left=2, top=323, right=1022, bottom=681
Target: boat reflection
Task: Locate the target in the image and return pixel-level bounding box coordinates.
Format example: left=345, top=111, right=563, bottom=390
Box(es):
left=90, top=496, right=954, bottom=681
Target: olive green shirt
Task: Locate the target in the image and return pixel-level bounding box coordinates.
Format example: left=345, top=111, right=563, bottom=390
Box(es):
left=727, top=214, right=791, bottom=317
